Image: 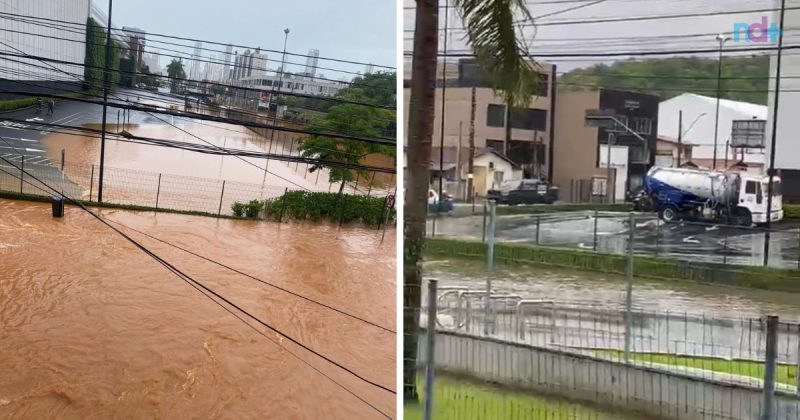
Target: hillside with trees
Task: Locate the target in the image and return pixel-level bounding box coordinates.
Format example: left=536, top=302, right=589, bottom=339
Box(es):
left=558, top=55, right=770, bottom=105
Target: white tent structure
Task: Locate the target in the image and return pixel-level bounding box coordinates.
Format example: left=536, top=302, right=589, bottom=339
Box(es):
left=658, top=93, right=766, bottom=170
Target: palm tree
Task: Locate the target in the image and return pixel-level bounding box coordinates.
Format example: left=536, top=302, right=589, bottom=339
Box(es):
left=404, top=0, right=542, bottom=403
left=166, top=59, right=186, bottom=93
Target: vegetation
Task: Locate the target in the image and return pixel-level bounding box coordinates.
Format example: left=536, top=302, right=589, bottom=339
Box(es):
left=167, top=59, right=187, bottom=93
left=405, top=0, right=539, bottom=403
left=298, top=72, right=397, bottom=195
left=495, top=203, right=633, bottom=216
left=0, top=97, right=38, bottom=112
left=404, top=376, right=621, bottom=420
left=83, top=17, right=121, bottom=94
left=559, top=56, right=770, bottom=105
left=593, top=350, right=796, bottom=386
left=263, top=190, right=394, bottom=226
left=785, top=204, right=800, bottom=220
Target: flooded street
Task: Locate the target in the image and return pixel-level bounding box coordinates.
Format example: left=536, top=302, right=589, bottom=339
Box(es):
left=425, top=258, right=800, bottom=321
left=0, top=199, right=395, bottom=419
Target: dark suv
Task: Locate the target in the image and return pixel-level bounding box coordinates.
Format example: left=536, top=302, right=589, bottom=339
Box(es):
left=487, top=179, right=559, bottom=205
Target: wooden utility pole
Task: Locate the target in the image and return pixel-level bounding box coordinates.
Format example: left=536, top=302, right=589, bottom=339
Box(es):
left=677, top=110, right=683, bottom=167
left=468, top=87, right=476, bottom=203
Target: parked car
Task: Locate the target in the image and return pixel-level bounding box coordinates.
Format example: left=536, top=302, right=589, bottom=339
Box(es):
left=487, top=179, right=558, bottom=205
left=428, top=189, right=454, bottom=213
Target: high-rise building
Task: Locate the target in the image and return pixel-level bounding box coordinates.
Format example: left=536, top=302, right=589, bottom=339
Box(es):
left=365, top=64, right=374, bottom=75
left=304, top=49, right=319, bottom=78
left=191, top=41, right=203, bottom=81
left=223, top=44, right=233, bottom=81
left=232, top=48, right=267, bottom=80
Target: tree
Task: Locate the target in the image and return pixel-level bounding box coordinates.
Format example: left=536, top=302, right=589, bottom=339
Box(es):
left=404, top=0, right=539, bottom=403
left=297, top=72, right=396, bottom=193
left=167, top=59, right=187, bottom=93
left=83, top=18, right=122, bottom=94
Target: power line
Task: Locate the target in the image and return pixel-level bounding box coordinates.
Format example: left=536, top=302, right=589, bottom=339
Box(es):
left=0, top=10, right=393, bottom=70
left=109, top=220, right=396, bottom=333
left=0, top=141, right=396, bottom=412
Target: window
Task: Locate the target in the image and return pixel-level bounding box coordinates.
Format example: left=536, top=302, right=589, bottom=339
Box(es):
left=486, top=104, right=505, bottom=127
left=510, top=108, right=547, bottom=131
left=745, top=181, right=756, bottom=194
left=632, top=117, right=652, bottom=135
left=486, top=140, right=504, bottom=153
left=488, top=162, right=495, bottom=170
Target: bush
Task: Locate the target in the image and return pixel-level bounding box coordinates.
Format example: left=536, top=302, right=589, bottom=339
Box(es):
left=245, top=200, right=263, bottom=218
left=263, top=191, right=394, bottom=226
left=231, top=202, right=245, bottom=217
left=0, top=97, right=38, bottom=112
left=785, top=204, right=800, bottom=220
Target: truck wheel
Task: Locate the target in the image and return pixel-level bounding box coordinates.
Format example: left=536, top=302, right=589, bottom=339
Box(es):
left=659, top=206, right=679, bottom=223
left=736, top=209, right=752, bottom=227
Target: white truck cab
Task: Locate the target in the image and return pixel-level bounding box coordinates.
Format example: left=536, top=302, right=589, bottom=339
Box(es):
left=738, top=174, right=783, bottom=224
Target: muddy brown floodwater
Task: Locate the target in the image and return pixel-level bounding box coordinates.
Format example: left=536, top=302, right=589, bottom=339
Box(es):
left=0, top=199, right=396, bottom=419
left=41, top=120, right=329, bottom=192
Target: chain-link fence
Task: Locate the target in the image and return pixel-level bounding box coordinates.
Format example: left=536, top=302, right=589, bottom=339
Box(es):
left=0, top=153, right=394, bottom=218
left=407, top=279, right=800, bottom=420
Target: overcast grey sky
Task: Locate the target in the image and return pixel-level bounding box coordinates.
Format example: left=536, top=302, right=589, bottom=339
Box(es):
left=100, top=0, right=396, bottom=78
left=403, top=0, right=786, bottom=72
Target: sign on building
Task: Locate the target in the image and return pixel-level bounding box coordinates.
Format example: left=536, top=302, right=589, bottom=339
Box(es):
left=730, top=119, right=766, bottom=148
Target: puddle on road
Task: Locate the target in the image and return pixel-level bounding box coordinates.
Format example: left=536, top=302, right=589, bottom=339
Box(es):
left=0, top=199, right=396, bottom=418
left=40, top=120, right=328, bottom=192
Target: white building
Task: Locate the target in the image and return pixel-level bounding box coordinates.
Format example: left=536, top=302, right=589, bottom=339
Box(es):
left=766, top=7, right=800, bottom=202
left=658, top=93, right=766, bottom=171
left=223, top=44, right=233, bottom=81
left=231, top=48, right=267, bottom=80
left=0, top=0, right=91, bottom=96
left=304, top=49, right=319, bottom=78
left=190, top=41, right=202, bottom=81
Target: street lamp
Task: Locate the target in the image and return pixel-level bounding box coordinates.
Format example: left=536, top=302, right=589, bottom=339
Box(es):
left=712, top=34, right=730, bottom=169
left=263, top=28, right=290, bottom=184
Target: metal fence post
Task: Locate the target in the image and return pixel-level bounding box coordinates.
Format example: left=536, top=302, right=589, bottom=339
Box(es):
left=762, top=315, right=778, bottom=420
left=624, top=212, right=635, bottom=363
left=592, top=210, right=598, bottom=251
left=481, top=201, right=487, bottom=242
left=19, top=155, right=24, bottom=193
left=723, top=230, right=729, bottom=265
left=89, top=164, right=94, bottom=201
left=535, top=216, right=541, bottom=245
left=654, top=217, right=660, bottom=257
left=279, top=187, right=288, bottom=223
left=423, top=279, right=438, bottom=420
left=485, top=200, right=496, bottom=336
left=217, top=180, right=226, bottom=216
left=155, top=173, right=162, bottom=209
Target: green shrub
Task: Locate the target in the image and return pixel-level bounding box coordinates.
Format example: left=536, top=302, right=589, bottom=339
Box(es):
left=785, top=204, right=800, bottom=220
left=263, top=191, right=394, bottom=226
left=245, top=200, right=263, bottom=218
left=0, top=97, right=38, bottom=112
left=231, top=201, right=245, bottom=217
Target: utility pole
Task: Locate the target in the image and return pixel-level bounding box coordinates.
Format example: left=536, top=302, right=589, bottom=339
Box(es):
left=457, top=121, right=463, bottom=199
left=607, top=132, right=614, bottom=204
left=765, top=0, right=787, bottom=266
left=677, top=110, right=683, bottom=167
left=437, top=0, right=450, bottom=212
left=468, top=87, right=476, bottom=204
left=264, top=28, right=289, bottom=182
left=712, top=34, right=729, bottom=169
left=97, top=0, right=113, bottom=203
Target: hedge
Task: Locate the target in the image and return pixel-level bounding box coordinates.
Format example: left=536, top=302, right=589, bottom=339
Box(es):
left=0, top=97, right=38, bottom=112
left=495, top=203, right=633, bottom=216
left=263, top=190, right=394, bottom=226
left=785, top=204, right=800, bottom=220
left=425, top=237, right=800, bottom=292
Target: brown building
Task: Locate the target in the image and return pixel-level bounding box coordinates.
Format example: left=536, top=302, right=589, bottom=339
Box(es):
left=404, top=59, right=557, bottom=187
left=552, top=89, right=659, bottom=203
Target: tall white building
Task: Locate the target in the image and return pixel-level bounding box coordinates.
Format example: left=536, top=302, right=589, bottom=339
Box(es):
left=223, top=43, right=233, bottom=81
left=304, top=49, right=319, bottom=78
left=231, top=48, right=267, bottom=80
left=765, top=6, right=800, bottom=202
left=190, top=41, right=203, bottom=81
left=0, top=0, right=91, bottom=97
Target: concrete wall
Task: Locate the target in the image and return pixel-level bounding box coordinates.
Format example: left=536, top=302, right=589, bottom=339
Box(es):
left=425, top=330, right=800, bottom=420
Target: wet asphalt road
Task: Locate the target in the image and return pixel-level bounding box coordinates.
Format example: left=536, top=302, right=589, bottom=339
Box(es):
left=428, top=210, right=800, bottom=269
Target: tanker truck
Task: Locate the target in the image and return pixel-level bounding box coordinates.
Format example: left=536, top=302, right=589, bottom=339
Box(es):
left=643, top=166, right=783, bottom=226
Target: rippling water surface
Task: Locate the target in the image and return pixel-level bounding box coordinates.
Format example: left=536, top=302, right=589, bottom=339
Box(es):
left=0, top=199, right=396, bottom=419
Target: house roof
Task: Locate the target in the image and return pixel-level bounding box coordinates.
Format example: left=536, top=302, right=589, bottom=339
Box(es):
left=657, top=135, right=696, bottom=147
left=429, top=146, right=521, bottom=170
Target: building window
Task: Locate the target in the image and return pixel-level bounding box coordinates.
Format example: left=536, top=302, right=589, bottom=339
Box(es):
left=510, top=108, right=547, bottom=131
left=632, top=117, right=652, bottom=135
left=486, top=104, right=505, bottom=127
left=486, top=139, right=504, bottom=154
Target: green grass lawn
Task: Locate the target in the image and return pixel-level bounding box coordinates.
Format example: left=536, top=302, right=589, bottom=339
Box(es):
left=404, top=376, right=631, bottom=420
left=595, top=350, right=796, bottom=386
